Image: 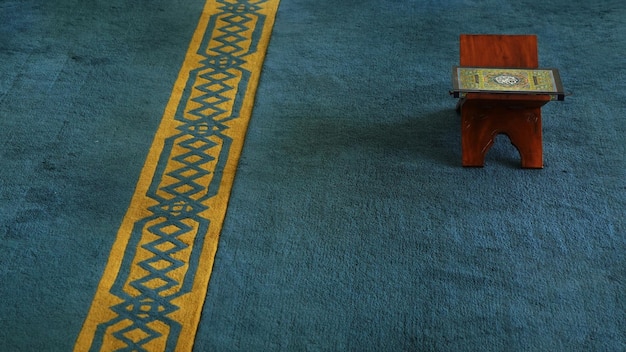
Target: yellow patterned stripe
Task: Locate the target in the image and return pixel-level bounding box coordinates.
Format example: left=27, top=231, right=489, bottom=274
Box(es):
left=74, top=1, right=279, bottom=351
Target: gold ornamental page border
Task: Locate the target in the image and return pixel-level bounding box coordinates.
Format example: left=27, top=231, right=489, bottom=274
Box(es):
left=75, top=0, right=280, bottom=351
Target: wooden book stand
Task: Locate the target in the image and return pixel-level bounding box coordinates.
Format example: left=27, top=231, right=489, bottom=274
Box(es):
left=455, top=34, right=553, bottom=168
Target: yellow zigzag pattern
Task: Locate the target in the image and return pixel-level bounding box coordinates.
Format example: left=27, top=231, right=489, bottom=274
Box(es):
left=75, top=1, right=280, bottom=351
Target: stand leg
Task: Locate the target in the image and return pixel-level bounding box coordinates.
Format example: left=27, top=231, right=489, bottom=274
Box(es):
left=461, top=105, right=543, bottom=168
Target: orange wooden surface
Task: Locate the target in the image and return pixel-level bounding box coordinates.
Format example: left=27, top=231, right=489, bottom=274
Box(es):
left=460, top=34, right=538, bottom=68
left=458, top=34, right=547, bottom=168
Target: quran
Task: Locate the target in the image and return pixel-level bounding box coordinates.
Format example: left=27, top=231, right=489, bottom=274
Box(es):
left=451, top=66, right=565, bottom=100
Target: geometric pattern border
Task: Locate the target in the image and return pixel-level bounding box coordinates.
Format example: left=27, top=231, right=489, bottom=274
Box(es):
left=74, top=1, right=280, bottom=351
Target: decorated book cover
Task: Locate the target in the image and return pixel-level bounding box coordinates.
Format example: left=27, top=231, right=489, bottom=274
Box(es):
left=452, top=66, right=564, bottom=100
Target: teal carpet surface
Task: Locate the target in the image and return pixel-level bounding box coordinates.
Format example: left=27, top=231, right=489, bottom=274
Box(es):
left=1, top=0, right=625, bottom=351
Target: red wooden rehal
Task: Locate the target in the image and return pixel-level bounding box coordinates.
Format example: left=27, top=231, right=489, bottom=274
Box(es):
left=457, top=34, right=551, bottom=168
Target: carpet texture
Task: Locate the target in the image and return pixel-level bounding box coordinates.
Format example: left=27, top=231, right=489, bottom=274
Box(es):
left=1, top=0, right=625, bottom=351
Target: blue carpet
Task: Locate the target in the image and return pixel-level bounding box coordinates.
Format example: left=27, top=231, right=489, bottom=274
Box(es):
left=1, top=0, right=625, bottom=351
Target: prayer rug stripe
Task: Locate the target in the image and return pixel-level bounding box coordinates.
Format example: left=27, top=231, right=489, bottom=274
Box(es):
left=74, top=0, right=280, bottom=350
